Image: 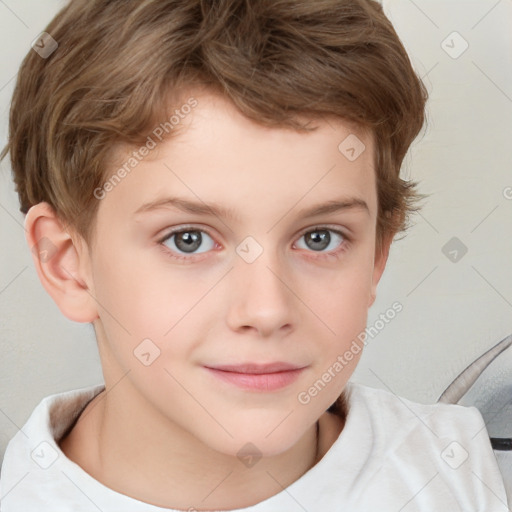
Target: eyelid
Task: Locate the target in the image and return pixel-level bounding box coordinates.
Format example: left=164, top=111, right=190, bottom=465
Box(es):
left=158, top=224, right=215, bottom=240
left=295, top=223, right=351, bottom=241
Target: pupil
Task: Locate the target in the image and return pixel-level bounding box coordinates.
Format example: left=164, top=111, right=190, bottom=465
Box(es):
left=307, top=230, right=329, bottom=251
left=176, top=231, right=201, bottom=252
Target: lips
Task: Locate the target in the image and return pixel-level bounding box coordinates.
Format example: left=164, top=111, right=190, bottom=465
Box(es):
left=204, top=363, right=307, bottom=392
left=203, top=362, right=305, bottom=374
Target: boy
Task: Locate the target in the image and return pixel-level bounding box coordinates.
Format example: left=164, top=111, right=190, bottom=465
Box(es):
left=0, top=0, right=508, bottom=510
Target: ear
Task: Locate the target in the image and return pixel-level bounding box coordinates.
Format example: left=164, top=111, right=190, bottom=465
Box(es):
left=368, top=232, right=394, bottom=308
left=24, top=202, right=98, bottom=323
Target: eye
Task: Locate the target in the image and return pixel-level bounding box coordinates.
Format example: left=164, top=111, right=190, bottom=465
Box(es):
left=294, top=226, right=348, bottom=258
left=159, top=226, right=216, bottom=260
left=157, top=224, right=350, bottom=263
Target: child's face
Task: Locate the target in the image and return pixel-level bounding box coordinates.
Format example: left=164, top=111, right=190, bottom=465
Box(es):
left=82, top=89, right=388, bottom=456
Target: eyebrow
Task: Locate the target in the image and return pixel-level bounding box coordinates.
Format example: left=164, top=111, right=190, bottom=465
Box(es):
left=133, top=195, right=370, bottom=220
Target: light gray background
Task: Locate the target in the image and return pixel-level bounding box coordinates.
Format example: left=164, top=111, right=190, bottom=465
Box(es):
left=0, top=0, right=511, bottom=462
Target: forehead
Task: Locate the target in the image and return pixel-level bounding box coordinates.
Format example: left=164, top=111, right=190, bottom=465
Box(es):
left=170, top=88, right=374, bottom=168
left=99, top=89, right=377, bottom=224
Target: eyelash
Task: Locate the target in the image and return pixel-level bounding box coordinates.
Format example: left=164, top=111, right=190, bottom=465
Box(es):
left=157, top=225, right=351, bottom=263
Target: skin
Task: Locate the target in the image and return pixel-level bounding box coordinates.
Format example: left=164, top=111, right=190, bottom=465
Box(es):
left=25, top=87, right=393, bottom=510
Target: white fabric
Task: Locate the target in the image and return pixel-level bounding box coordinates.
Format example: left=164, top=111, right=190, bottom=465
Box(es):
left=0, top=381, right=509, bottom=511
left=495, top=451, right=512, bottom=508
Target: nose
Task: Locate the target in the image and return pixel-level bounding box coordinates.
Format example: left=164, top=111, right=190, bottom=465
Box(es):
left=225, top=244, right=299, bottom=337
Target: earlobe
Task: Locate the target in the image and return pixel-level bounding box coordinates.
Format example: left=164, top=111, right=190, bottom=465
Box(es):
left=24, top=202, right=98, bottom=323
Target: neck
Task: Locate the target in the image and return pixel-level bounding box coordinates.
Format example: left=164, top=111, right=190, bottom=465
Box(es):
left=59, top=382, right=344, bottom=510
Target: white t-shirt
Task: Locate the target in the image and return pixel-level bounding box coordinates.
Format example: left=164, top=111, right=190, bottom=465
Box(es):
left=0, top=381, right=509, bottom=511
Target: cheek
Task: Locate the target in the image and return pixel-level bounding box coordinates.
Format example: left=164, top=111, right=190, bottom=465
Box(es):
left=91, top=248, right=213, bottom=364
left=93, top=243, right=184, bottom=325
left=315, top=253, right=374, bottom=318
left=306, top=254, right=374, bottom=367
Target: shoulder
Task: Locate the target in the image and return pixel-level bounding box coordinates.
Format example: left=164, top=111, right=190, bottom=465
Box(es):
left=346, top=380, right=486, bottom=434
left=341, top=381, right=509, bottom=510
left=344, top=380, right=495, bottom=464
left=0, top=384, right=105, bottom=509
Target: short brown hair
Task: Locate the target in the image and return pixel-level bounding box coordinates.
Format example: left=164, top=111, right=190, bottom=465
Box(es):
left=1, top=0, right=428, bottom=418
left=2, top=0, right=428, bottom=252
